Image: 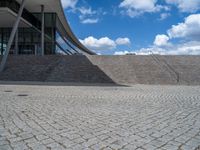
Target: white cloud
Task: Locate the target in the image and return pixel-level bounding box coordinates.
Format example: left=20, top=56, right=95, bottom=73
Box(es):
left=80, top=36, right=131, bottom=51
left=114, top=41, right=200, bottom=55
left=167, top=14, right=200, bottom=40
left=136, top=41, right=200, bottom=55
left=115, top=38, right=131, bottom=45
left=154, top=34, right=170, bottom=46
left=61, top=0, right=78, bottom=9
left=77, top=7, right=102, bottom=24
left=119, top=0, right=169, bottom=17
left=159, top=13, right=170, bottom=20
left=165, top=0, right=200, bottom=13
left=134, top=14, right=200, bottom=55
left=61, top=1, right=103, bottom=24
left=78, top=7, right=96, bottom=15
left=80, top=36, right=116, bottom=50
left=114, top=51, right=135, bottom=55
left=115, top=14, right=200, bottom=55
left=81, top=18, right=99, bottom=24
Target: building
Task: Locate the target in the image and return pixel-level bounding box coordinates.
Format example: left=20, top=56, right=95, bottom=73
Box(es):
left=0, top=0, right=95, bottom=56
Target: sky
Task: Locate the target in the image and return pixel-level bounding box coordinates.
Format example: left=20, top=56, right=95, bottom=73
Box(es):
left=61, top=0, right=200, bottom=55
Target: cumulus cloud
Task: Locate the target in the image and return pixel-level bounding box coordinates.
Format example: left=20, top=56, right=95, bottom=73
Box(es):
left=80, top=36, right=131, bottom=51
left=81, top=18, right=99, bottom=24
left=119, top=0, right=169, bottom=17
left=135, top=14, right=200, bottom=55
left=154, top=34, right=170, bottom=46
left=114, top=51, right=135, bottom=55
left=115, top=38, right=131, bottom=45
left=159, top=13, right=171, bottom=20
left=114, top=41, right=200, bottom=55
left=78, top=7, right=96, bottom=15
left=167, top=14, right=200, bottom=40
left=61, top=0, right=78, bottom=9
left=61, top=1, right=103, bottom=24
left=77, top=7, right=104, bottom=24
left=80, top=36, right=116, bottom=50
left=115, top=14, right=200, bottom=55
left=136, top=41, right=200, bottom=55
left=165, top=0, right=200, bottom=13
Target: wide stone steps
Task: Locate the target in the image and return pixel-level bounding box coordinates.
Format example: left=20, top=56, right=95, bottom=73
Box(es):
left=0, top=55, right=200, bottom=85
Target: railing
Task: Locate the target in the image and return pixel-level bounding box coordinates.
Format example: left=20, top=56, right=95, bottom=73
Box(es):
left=0, top=0, right=41, bottom=29
left=150, top=52, right=180, bottom=83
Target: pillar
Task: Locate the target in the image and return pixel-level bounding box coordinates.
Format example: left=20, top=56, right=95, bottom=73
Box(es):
left=0, top=0, right=26, bottom=72
left=41, top=5, right=44, bottom=56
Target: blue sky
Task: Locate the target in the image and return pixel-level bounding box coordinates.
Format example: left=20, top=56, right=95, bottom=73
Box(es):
left=61, top=0, right=200, bottom=55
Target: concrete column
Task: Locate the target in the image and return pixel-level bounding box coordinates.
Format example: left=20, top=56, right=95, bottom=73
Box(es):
left=0, top=0, right=26, bottom=72
left=41, top=5, right=44, bottom=56
left=14, top=29, right=19, bottom=55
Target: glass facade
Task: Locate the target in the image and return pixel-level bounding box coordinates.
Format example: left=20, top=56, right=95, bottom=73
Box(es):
left=0, top=0, right=81, bottom=55
left=0, top=13, right=56, bottom=55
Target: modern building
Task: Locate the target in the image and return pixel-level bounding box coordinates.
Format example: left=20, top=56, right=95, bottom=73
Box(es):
left=0, top=0, right=95, bottom=56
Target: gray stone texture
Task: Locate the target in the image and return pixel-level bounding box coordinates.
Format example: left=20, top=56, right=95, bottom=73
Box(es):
left=0, top=84, right=200, bottom=150
left=0, top=55, right=200, bottom=85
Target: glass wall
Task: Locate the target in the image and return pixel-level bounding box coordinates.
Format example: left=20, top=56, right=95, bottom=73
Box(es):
left=0, top=13, right=57, bottom=55
left=56, top=17, right=82, bottom=55
left=0, top=0, right=83, bottom=56
left=33, top=13, right=57, bottom=55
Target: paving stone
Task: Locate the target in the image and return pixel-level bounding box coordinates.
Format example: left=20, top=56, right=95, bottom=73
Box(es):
left=0, top=140, right=9, bottom=146
left=41, top=138, right=54, bottom=145
left=0, top=145, right=12, bottom=150
left=12, top=142, right=28, bottom=150
left=0, top=85, right=200, bottom=150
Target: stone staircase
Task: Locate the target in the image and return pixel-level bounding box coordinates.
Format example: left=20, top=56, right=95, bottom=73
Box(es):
left=0, top=55, right=200, bottom=85
left=46, top=56, right=114, bottom=83
left=88, top=55, right=176, bottom=85
left=158, top=56, right=200, bottom=85
left=0, top=55, right=114, bottom=83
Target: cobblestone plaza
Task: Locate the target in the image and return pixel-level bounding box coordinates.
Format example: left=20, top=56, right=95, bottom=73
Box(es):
left=0, top=84, right=200, bottom=150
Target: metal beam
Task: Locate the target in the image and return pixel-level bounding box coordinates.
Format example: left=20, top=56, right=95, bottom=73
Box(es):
left=0, top=0, right=26, bottom=72
left=41, top=5, right=44, bottom=56
left=1, top=29, right=3, bottom=55
left=63, top=37, right=79, bottom=54
left=56, top=30, right=79, bottom=54
left=55, top=41, right=70, bottom=55
left=14, top=29, right=19, bottom=55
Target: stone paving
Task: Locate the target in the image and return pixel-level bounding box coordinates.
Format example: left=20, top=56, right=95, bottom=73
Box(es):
left=0, top=84, right=200, bottom=150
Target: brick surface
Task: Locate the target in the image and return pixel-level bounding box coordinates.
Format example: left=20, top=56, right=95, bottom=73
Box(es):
left=0, top=84, right=200, bottom=150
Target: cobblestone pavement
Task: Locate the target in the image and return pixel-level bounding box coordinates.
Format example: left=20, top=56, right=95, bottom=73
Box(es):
left=0, top=84, right=200, bottom=150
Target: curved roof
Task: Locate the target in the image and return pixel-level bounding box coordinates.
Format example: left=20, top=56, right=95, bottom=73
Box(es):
left=16, top=0, right=95, bottom=55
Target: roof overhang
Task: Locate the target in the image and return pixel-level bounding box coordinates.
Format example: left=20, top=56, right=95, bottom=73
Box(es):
left=15, top=0, right=95, bottom=55
left=0, top=8, right=31, bottom=27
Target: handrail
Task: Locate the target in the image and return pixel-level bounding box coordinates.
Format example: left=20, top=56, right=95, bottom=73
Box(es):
left=150, top=52, right=179, bottom=83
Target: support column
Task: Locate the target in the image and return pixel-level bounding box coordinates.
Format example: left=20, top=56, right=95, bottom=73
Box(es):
left=0, top=0, right=26, bottom=72
left=1, top=29, right=3, bottom=55
left=41, top=5, right=44, bottom=56
left=15, top=29, right=19, bottom=55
